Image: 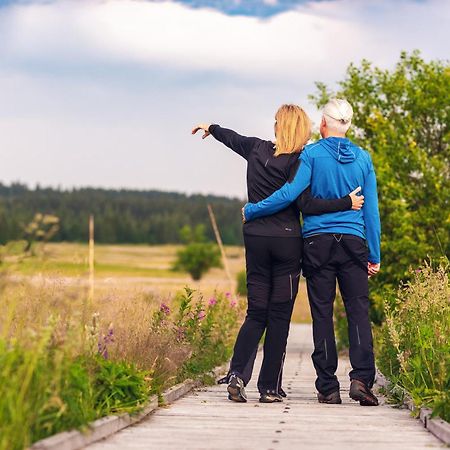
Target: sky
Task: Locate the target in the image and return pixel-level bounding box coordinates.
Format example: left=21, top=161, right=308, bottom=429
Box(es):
left=0, top=0, right=449, bottom=199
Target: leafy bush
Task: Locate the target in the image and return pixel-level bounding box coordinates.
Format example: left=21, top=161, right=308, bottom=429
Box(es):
left=376, top=260, right=450, bottom=421
left=173, top=225, right=222, bottom=280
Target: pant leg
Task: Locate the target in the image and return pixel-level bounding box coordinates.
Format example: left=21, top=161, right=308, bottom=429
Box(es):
left=303, top=234, right=340, bottom=395
left=241, top=346, right=258, bottom=386
left=230, top=235, right=271, bottom=378
left=257, top=237, right=301, bottom=393
left=337, top=235, right=375, bottom=387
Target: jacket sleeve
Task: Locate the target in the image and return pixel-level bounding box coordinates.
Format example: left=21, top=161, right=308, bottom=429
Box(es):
left=244, top=151, right=313, bottom=221
left=208, top=124, right=261, bottom=160
left=297, top=187, right=352, bottom=215
left=363, top=158, right=381, bottom=264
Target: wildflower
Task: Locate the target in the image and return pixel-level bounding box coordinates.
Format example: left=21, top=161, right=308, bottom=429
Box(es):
left=208, top=297, right=217, bottom=306
left=160, top=303, right=171, bottom=315
left=230, top=299, right=237, bottom=308
left=98, top=325, right=114, bottom=359
left=198, top=310, right=206, bottom=320
left=225, top=292, right=231, bottom=299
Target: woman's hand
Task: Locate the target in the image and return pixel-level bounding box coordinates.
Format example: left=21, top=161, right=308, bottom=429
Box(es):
left=349, top=186, right=364, bottom=210
left=368, top=262, right=380, bottom=277
left=192, top=124, right=211, bottom=139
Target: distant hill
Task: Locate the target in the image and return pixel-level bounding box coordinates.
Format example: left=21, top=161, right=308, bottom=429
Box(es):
left=0, top=183, right=244, bottom=245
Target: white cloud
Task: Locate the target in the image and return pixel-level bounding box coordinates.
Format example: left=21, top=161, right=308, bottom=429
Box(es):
left=2, top=0, right=448, bottom=81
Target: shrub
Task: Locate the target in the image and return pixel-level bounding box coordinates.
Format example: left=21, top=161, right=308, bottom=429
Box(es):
left=376, top=260, right=450, bottom=421
left=173, top=225, right=222, bottom=280
left=173, top=242, right=221, bottom=280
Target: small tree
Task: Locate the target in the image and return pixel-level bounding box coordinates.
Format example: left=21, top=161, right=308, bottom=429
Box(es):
left=23, top=213, right=60, bottom=253
left=173, top=225, right=222, bottom=280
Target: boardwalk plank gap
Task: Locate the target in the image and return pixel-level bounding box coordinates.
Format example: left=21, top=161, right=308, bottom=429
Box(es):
left=87, top=324, right=443, bottom=450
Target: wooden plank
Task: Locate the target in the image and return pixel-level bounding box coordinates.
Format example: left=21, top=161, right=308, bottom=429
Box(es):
left=87, top=324, right=443, bottom=450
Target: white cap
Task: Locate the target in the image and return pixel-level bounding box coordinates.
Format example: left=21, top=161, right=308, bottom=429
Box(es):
left=323, top=98, right=353, bottom=124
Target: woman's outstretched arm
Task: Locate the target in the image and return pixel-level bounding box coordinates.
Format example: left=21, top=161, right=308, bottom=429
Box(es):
left=192, top=124, right=261, bottom=160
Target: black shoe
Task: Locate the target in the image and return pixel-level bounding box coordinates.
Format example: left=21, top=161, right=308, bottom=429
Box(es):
left=349, top=379, right=379, bottom=406
left=317, top=390, right=342, bottom=404
left=227, top=374, right=247, bottom=403
left=260, top=390, right=283, bottom=403
left=278, top=387, right=287, bottom=398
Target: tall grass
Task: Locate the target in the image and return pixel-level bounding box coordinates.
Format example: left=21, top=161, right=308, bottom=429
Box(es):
left=0, top=277, right=243, bottom=449
left=376, top=261, right=449, bottom=420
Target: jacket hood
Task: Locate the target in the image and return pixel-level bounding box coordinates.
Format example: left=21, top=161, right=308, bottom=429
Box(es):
left=321, top=137, right=357, bottom=164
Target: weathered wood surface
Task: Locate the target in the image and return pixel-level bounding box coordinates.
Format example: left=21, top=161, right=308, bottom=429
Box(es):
left=87, top=324, right=442, bottom=450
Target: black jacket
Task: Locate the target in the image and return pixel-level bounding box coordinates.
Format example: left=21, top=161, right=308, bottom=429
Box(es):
left=209, top=125, right=351, bottom=237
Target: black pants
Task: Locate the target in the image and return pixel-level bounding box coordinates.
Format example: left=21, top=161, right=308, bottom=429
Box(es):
left=303, top=233, right=375, bottom=395
left=230, top=235, right=301, bottom=393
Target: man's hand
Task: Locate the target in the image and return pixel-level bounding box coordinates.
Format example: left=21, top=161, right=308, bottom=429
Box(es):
left=349, top=186, right=364, bottom=210
left=192, top=124, right=211, bottom=139
left=241, top=206, right=247, bottom=223
left=368, top=262, right=380, bottom=277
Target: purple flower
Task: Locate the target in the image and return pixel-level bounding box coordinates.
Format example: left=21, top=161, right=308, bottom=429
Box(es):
left=230, top=299, right=237, bottom=308
left=198, top=310, right=206, bottom=321
left=160, top=303, right=171, bottom=315
left=208, top=297, right=217, bottom=306
left=225, top=292, right=231, bottom=299
left=98, top=326, right=114, bottom=359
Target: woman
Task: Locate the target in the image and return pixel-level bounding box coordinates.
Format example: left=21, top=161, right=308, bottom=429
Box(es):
left=192, top=105, right=363, bottom=403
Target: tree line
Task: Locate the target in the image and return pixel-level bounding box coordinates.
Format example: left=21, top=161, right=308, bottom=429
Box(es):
left=0, top=183, right=244, bottom=246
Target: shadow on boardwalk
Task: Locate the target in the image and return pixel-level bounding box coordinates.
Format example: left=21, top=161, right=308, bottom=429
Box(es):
left=87, top=324, right=443, bottom=450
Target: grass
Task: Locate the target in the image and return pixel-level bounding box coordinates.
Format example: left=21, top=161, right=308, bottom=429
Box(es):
left=1, top=241, right=311, bottom=323
left=0, top=274, right=244, bottom=450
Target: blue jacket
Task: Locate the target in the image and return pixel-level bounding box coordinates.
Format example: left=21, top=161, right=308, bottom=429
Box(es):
left=244, top=137, right=381, bottom=263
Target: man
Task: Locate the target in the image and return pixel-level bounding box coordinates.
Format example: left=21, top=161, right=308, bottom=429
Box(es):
left=243, top=99, right=381, bottom=406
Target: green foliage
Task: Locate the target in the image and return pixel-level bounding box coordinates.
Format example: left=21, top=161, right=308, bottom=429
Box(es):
left=23, top=213, right=60, bottom=252
left=0, top=283, right=244, bottom=449
left=376, top=261, right=450, bottom=421
left=0, top=183, right=243, bottom=246
left=310, top=51, right=450, bottom=320
left=236, top=270, right=247, bottom=296
left=173, top=226, right=222, bottom=280
left=0, top=332, right=150, bottom=450
left=171, top=288, right=242, bottom=381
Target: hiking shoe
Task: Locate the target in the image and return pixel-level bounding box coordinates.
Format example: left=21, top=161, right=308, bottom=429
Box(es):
left=349, top=379, right=379, bottom=406
left=227, top=374, right=247, bottom=403
left=260, top=390, right=283, bottom=403
left=317, top=390, right=342, bottom=404
left=278, top=387, right=287, bottom=398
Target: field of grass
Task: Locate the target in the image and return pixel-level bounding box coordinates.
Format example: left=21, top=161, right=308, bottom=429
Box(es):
left=1, top=242, right=311, bottom=323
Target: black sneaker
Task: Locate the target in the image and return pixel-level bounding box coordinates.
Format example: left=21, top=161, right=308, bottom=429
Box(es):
left=227, top=374, right=247, bottom=403
left=317, top=390, right=342, bottom=404
left=349, top=379, right=379, bottom=406
left=278, top=387, right=287, bottom=398
left=260, top=390, right=283, bottom=403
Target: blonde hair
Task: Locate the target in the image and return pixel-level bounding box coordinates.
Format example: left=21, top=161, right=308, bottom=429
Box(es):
left=274, top=104, right=312, bottom=156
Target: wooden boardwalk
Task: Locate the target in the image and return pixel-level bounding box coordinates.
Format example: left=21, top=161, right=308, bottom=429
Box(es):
left=87, top=324, right=442, bottom=450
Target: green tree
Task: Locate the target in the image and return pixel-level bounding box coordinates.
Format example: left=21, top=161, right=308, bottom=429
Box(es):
left=310, top=51, right=450, bottom=321
left=173, top=225, right=222, bottom=280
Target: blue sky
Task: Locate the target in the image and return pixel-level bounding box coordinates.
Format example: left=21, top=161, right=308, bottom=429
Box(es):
left=0, top=0, right=448, bottom=198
